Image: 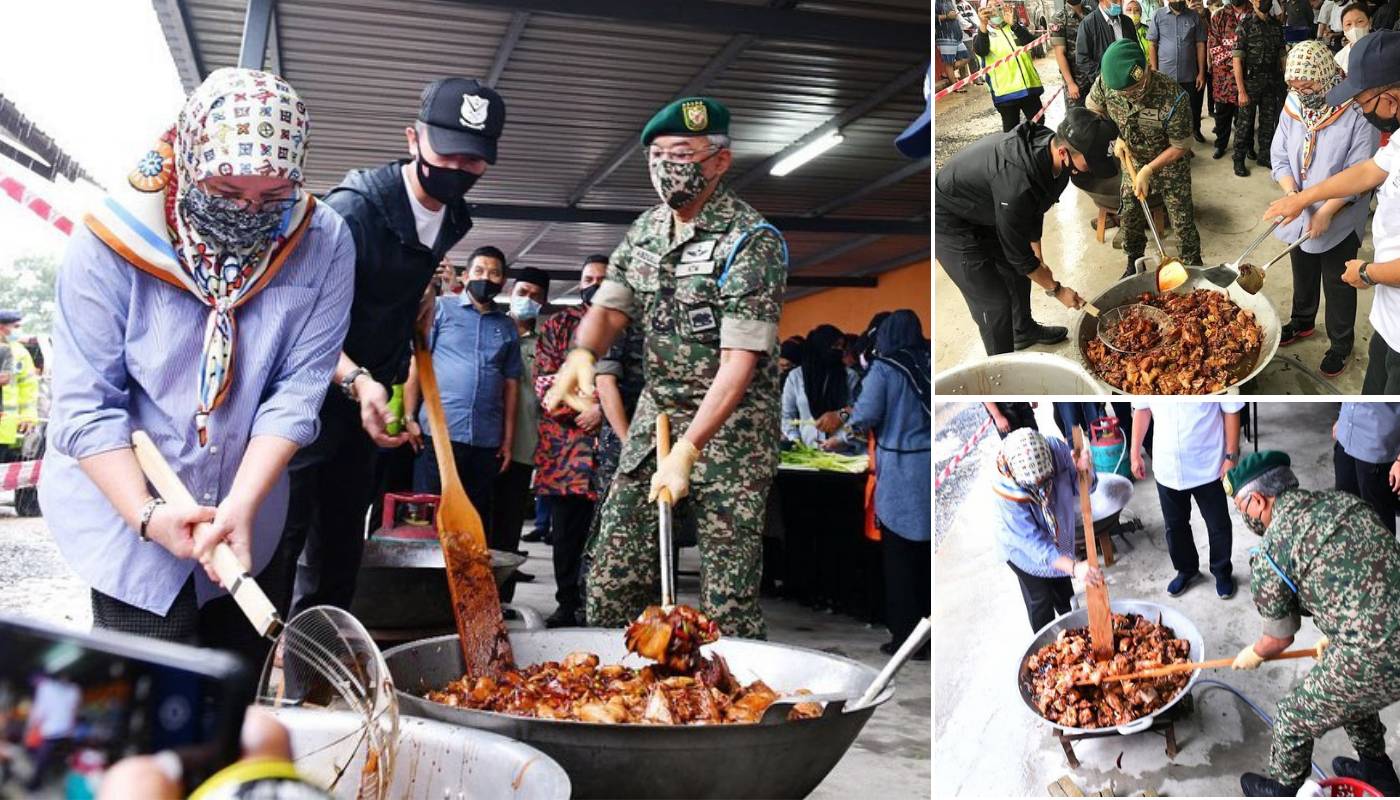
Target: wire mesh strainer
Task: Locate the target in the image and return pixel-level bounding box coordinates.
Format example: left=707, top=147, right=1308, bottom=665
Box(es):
left=257, top=606, right=399, bottom=800
left=1096, top=303, right=1175, bottom=354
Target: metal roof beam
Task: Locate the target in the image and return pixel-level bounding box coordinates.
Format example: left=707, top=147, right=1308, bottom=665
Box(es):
left=806, top=157, right=930, bottom=218
left=730, top=61, right=927, bottom=192
left=517, top=269, right=875, bottom=288
left=238, top=0, right=275, bottom=70
left=470, top=203, right=928, bottom=235
left=511, top=222, right=555, bottom=261
left=783, top=246, right=930, bottom=301
left=152, top=0, right=207, bottom=89
left=440, top=0, right=927, bottom=50
left=486, top=12, right=530, bottom=88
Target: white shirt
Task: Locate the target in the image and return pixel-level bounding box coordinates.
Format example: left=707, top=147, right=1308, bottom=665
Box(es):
left=403, top=165, right=445, bottom=248
left=31, top=678, right=80, bottom=739
left=1131, top=401, right=1245, bottom=491
left=1318, top=0, right=1343, bottom=30
left=1368, top=136, right=1400, bottom=349
left=1104, top=5, right=1127, bottom=38
left=1335, top=42, right=1351, bottom=71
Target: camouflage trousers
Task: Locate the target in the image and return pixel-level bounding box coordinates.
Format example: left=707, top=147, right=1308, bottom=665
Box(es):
left=1269, top=648, right=1400, bottom=786
left=1119, top=162, right=1202, bottom=267
left=584, top=456, right=772, bottom=639
left=1234, top=81, right=1283, bottom=162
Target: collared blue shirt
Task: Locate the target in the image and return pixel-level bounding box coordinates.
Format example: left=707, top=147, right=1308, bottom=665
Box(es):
left=39, top=204, right=354, bottom=615
left=1146, top=7, right=1206, bottom=83
left=1270, top=104, right=1379, bottom=255
left=418, top=296, right=522, bottom=448
left=994, top=437, right=1097, bottom=577
left=848, top=360, right=930, bottom=541
left=1337, top=402, right=1400, bottom=464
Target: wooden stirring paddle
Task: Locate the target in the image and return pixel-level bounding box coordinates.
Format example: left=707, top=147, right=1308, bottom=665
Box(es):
left=414, top=329, right=514, bottom=675
left=1074, top=647, right=1318, bottom=686
left=1072, top=428, right=1114, bottom=662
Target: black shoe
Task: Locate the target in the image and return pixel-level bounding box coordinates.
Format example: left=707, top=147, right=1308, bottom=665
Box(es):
left=880, top=641, right=899, bottom=655
left=514, top=570, right=536, bottom=583
left=1248, top=147, right=1258, bottom=160
left=1234, top=161, right=1250, bottom=177
left=545, top=608, right=580, bottom=628
left=1333, top=755, right=1400, bottom=796
left=1279, top=323, right=1315, bottom=346
left=1013, top=324, right=1069, bottom=350
left=1257, top=155, right=1272, bottom=169
left=521, top=529, right=545, bottom=543
left=911, top=644, right=931, bottom=662
left=1194, top=130, right=1208, bottom=143
left=1213, top=144, right=1228, bottom=159
left=1240, top=772, right=1300, bottom=797
left=1216, top=574, right=1236, bottom=599
left=1167, top=571, right=1202, bottom=597
left=1321, top=352, right=1348, bottom=377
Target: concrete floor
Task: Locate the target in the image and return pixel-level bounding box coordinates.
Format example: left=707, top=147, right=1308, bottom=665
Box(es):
left=934, top=55, right=1378, bottom=394
left=934, top=401, right=1400, bottom=796
left=0, top=501, right=930, bottom=799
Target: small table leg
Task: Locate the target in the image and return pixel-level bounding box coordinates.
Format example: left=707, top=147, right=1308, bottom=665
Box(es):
left=1055, top=730, right=1081, bottom=770
left=1165, top=722, right=1179, bottom=760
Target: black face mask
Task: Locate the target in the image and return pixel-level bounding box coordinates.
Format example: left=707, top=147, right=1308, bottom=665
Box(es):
left=579, top=284, right=600, bottom=305
left=1365, top=97, right=1400, bottom=133
left=466, top=278, right=503, bottom=303
left=1170, top=1, right=1186, bottom=9
left=415, top=153, right=480, bottom=204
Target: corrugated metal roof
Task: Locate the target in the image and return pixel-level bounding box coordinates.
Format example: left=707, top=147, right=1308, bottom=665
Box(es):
left=153, top=0, right=930, bottom=301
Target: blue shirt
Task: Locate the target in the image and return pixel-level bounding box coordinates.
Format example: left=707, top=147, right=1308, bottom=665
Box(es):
left=848, top=360, right=930, bottom=541
left=780, top=366, right=862, bottom=453
left=39, top=204, right=354, bottom=615
left=1270, top=104, right=1379, bottom=254
left=995, top=437, right=1096, bottom=577
left=418, top=297, right=522, bottom=448
left=1146, top=7, right=1205, bottom=83
left=1337, top=402, right=1400, bottom=464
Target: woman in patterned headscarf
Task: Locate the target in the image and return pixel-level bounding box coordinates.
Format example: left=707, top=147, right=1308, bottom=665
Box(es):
left=992, top=428, right=1104, bottom=632
left=40, top=68, right=355, bottom=667
left=1269, top=38, right=1379, bottom=379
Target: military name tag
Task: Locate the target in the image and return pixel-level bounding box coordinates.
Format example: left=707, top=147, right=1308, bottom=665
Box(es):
left=1139, top=109, right=1160, bottom=122
left=675, top=260, right=715, bottom=277
left=634, top=249, right=663, bottom=269
left=679, top=239, right=717, bottom=263
left=686, top=305, right=718, bottom=333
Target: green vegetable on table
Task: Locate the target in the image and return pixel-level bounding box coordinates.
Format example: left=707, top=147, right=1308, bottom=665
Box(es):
left=779, top=443, right=869, bottom=474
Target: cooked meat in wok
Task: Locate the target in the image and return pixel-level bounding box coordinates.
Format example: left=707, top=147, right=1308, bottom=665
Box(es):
left=1102, top=306, right=1169, bottom=352
left=625, top=605, right=720, bottom=672
left=1086, top=290, right=1262, bottom=394
left=1023, top=613, right=1192, bottom=729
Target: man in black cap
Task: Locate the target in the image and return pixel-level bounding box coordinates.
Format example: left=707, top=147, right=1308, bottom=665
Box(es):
left=1264, top=30, right=1400, bottom=393
left=935, top=107, right=1120, bottom=356
left=278, top=77, right=506, bottom=618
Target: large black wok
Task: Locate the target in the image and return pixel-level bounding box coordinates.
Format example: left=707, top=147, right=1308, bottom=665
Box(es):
left=349, top=541, right=525, bottom=629
left=384, top=630, right=894, bottom=799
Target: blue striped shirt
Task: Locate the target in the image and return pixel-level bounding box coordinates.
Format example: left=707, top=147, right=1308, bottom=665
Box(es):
left=994, top=437, right=1096, bottom=577
left=39, top=203, right=354, bottom=615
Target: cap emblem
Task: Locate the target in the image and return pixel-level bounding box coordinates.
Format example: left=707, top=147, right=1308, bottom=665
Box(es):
left=459, top=93, right=489, bottom=130
left=1129, top=64, right=1144, bottom=84
left=682, top=100, right=708, bottom=131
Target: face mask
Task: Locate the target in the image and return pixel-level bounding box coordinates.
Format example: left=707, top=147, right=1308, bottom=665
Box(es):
left=649, top=157, right=711, bottom=210
left=1170, top=1, right=1186, bottom=9
left=1345, top=25, right=1369, bottom=43
left=1297, top=91, right=1328, bottom=110
left=415, top=152, right=480, bottom=204
left=579, top=284, right=600, bottom=305
left=510, top=294, right=542, bottom=320
left=990, top=13, right=1005, bottom=24
left=180, top=187, right=285, bottom=252
left=1067, top=0, right=1081, bottom=6
left=1366, top=94, right=1400, bottom=133
left=466, top=278, right=502, bottom=304
left=1241, top=502, right=1269, bottom=535
left=1108, top=3, right=1122, bottom=15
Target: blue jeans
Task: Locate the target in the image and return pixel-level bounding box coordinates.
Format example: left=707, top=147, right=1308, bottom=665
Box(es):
left=534, top=495, right=554, bottom=535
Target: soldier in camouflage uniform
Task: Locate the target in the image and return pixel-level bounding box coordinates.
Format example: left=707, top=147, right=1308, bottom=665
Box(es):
left=545, top=96, right=788, bottom=639
left=1088, top=40, right=1202, bottom=276
left=1225, top=451, right=1400, bottom=797
left=1231, top=0, right=1286, bottom=176
left=1050, top=0, right=1088, bottom=106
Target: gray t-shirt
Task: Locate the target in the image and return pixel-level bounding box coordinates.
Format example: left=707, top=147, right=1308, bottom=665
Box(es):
left=1147, top=7, right=1206, bottom=82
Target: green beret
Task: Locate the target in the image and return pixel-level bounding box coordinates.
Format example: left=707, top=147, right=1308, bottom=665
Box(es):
left=1101, top=40, right=1148, bottom=91
left=1224, top=451, right=1292, bottom=497
left=641, top=97, right=730, bottom=145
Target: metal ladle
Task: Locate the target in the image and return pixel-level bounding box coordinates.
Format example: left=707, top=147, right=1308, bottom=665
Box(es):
left=1095, top=302, right=1175, bottom=354
left=1236, top=230, right=1311, bottom=295
left=1190, top=216, right=1285, bottom=291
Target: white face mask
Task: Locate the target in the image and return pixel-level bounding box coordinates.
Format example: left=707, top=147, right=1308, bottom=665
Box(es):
left=1345, top=25, right=1369, bottom=44
left=510, top=294, right=542, bottom=320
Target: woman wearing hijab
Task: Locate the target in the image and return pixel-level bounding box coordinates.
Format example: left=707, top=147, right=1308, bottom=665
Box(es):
left=845, top=310, right=932, bottom=657
left=39, top=68, right=354, bottom=667
left=993, top=428, right=1105, bottom=632
left=1270, top=39, right=1379, bottom=378
left=781, top=324, right=861, bottom=454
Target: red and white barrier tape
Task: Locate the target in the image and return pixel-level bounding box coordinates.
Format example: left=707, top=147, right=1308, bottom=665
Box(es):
left=0, top=459, right=42, bottom=492
left=935, top=417, right=993, bottom=490
left=1031, top=85, right=1065, bottom=123
left=934, top=32, right=1050, bottom=100
left=0, top=170, right=75, bottom=237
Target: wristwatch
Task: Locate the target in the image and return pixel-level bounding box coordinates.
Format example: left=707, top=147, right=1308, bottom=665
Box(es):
left=1044, top=280, right=1063, bottom=298
left=138, top=497, right=166, bottom=543
left=1360, top=261, right=1376, bottom=287
left=340, top=366, right=370, bottom=400
left=1223, top=451, right=1240, bottom=464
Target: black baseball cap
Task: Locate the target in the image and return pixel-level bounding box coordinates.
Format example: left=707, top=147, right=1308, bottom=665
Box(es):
left=1327, top=30, right=1400, bottom=107
left=418, top=78, right=506, bottom=164
left=1057, top=107, right=1121, bottom=179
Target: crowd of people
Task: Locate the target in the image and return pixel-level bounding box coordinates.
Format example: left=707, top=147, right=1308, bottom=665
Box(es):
left=936, top=0, right=1400, bottom=390
left=32, top=67, right=933, bottom=680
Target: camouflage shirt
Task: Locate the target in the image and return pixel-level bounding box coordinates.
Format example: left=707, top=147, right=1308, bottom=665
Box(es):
left=1233, top=12, right=1285, bottom=81
left=592, top=182, right=788, bottom=483
left=1048, top=6, right=1085, bottom=62
left=1087, top=69, right=1194, bottom=166
left=1250, top=489, right=1400, bottom=652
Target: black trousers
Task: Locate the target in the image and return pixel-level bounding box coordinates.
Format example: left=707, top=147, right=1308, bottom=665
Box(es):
left=1362, top=334, right=1400, bottom=394
left=1178, top=80, right=1205, bottom=134
left=491, top=460, right=535, bottom=602
left=367, top=443, right=415, bottom=534
left=1008, top=560, right=1074, bottom=632
left=1334, top=441, right=1399, bottom=535
left=1156, top=479, right=1233, bottom=578
left=882, top=527, right=930, bottom=647
left=1288, top=232, right=1359, bottom=358
left=413, top=438, right=499, bottom=543
left=1213, top=101, right=1237, bottom=148
left=994, top=402, right=1039, bottom=438
left=934, top=211, right=1036, bottom=355
left=994, top=95, right=1043, bottom=132
left=550, top=495, right=595, bottom=615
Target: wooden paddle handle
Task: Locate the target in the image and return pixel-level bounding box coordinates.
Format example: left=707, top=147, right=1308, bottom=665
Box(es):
left=1082, top=301, right=1101, bottom=318
left=414, top=331, right=466, bottom=499
left=131, top=431, right=282, bottom=638
left=656, top=413, right=672, bottom=504
left=1082, top=647, right=1318, bottom=684
left=1072, top=428, right=1114, bottom=662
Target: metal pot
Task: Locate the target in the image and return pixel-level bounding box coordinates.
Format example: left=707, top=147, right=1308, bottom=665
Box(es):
left=1016, top=599, right=1205, bottom=736
left=1074, top=266, right=1282, bottom=394
left=383, top=630, right=894, bottom=799
left=269, top=706, right=571, bottom=799
left=350, top=536, right=525, bottom=629
left=935, top=352, right=1102, bottom=395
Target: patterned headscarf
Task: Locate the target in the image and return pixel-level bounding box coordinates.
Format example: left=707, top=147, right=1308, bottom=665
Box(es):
left=997, top=428, right=1060, bottom=541
left=86, top=68, right=314, bottom=445
left=1284, top=40, right=1348, bottom=178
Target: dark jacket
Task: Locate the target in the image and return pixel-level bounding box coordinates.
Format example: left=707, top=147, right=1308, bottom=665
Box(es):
left=1075, top=8, right=1140, bottom=96
left=933, top=122, right=1070, bottom=273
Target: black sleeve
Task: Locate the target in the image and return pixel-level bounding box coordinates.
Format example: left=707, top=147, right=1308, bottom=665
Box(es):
left=972, top=30, right=991, bottom=56
left=992, top=174, right=1044, bottom=274
left=321, top=190, right=371, bottom=265
left=1014, top=23, right=1035, bottom=45
left=1075, top=19, right=1094, bottom=78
